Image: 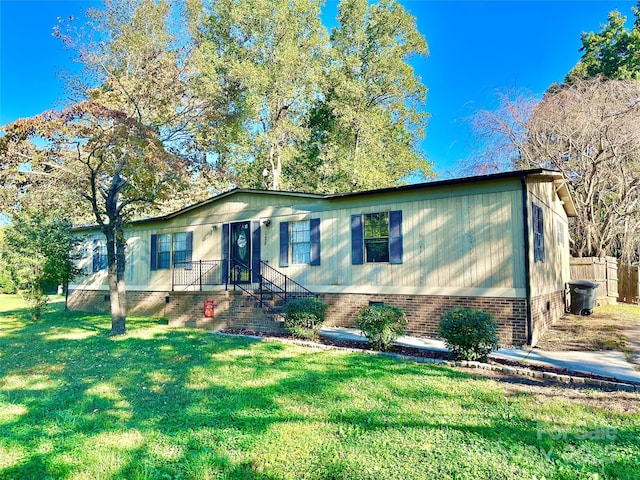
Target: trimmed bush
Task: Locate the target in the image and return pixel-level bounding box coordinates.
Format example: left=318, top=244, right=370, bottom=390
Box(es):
left=438, top=308, right=498, bottom=361
left=356, top=304, right=407, bottom=351
left=283, top=297, right=327, bottom=340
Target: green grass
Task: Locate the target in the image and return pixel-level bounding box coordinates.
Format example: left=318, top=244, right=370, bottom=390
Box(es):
left=0, top=294, right=638, bottom=480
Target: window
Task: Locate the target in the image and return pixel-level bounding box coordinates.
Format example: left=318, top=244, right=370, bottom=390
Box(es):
left=556, top=219, right=565, bottom=245
left=92, top=240, right=108, bottom=272
left=157, top=234, right=171, bottom=269
left=364, top=212, right=390, bottom=263
left=351, top=211, right=402, bottom=265
left=151, top=232, right=193, bottom=271
left=279, top=219, right=320, bottom=267
left=532, top=203, right=545, bottom=262
left=173, top=232, right=190, bottom=264
left=291, top=221, right=311, bottom=264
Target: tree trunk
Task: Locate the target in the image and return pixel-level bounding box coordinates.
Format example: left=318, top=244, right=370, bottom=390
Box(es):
left=268, top=142, right=280, bottom=191
left=105, top=227, right=127, bottom=336
left=115, top=226, right=127, bottom=334
left=273, top=149, right=282, bottom=191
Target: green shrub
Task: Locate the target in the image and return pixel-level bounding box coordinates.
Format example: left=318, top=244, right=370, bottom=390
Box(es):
left=0, top=271, right=16, bottom=294
left=438, top=308, right=498, bottom=362
left=283, top=297, right=327, bottom=340
left=355, top=304, right=407, bottom=351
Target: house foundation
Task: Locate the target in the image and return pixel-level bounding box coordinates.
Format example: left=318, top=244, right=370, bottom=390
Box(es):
left=320, top=293, right=528, bottom=346
left=68, top=289, right=545, bottom=346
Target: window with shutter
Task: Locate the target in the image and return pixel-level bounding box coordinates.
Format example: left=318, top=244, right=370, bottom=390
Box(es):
left=151, top=231, right=192, bottom=270
left=92, top=240, right=108, bottom=272
left=352, top=211, right=402, bottom=264
left=364, top=212, right=390, bottom=263
left=532, top=203, right=545, bottom=263
left=291, top=220, right=311, bottom=264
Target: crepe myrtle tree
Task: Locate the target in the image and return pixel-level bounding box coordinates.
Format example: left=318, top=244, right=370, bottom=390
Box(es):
left=0, top=100, right=186, bottom=335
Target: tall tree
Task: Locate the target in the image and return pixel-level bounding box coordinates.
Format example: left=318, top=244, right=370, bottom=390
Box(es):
left=192, top=0, right=328, bottom=191
left=473, top=79, right=640, bottom=264
left=1, top=102, right=185, bottom=334
left=0, top=0, right=207, bottom=334
left=295, top=0, right=432, bottom=193
left=56, top=0, right=221, bottom=210
left=567, top=2, right=640, bottom=82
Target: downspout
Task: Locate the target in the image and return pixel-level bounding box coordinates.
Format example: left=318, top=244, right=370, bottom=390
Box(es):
left=521, top=175, right=533, bottom=345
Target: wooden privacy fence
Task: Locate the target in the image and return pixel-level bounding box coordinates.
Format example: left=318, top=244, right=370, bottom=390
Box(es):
left=569, top=257, right=618, bottom=305
left=618, top=264, right=640, bottom=304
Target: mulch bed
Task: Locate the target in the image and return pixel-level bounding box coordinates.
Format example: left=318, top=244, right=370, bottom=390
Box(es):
left=220, top=329, right=633, bottom=386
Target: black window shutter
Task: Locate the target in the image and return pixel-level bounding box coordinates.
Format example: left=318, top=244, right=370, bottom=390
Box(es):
left=251, top=220, right=261, bottom=282
left=150, top=234, right=158, bottom=271
left=279, top=221, right=289, bottom=267
left=351, top=214, right=364, bottom=265
left=222, top=224, right=230, bottom=281
left=538, top=205, right=545, bottom=262
left=389, top=210, right=403, bottom=264
left=92, top=239, right=99, bottom=272
left=310, top=218, right=321, bottom=266
left=532, top=203, right=545, bottom=263
left=532, top=204, right=538, bottom=262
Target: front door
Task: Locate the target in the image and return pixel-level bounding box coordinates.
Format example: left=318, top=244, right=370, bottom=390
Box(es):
left=230, top=221, right=251, bottom=283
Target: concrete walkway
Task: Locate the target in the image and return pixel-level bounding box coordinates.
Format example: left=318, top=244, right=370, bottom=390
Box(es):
left=320, top=327, right=640, bottom=385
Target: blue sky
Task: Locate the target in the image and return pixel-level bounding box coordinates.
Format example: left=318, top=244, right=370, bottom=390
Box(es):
left=0, top=0, right=637, bottom=176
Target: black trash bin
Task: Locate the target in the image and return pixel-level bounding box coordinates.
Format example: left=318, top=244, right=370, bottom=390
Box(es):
left=567, top=280, right=599, bottom=315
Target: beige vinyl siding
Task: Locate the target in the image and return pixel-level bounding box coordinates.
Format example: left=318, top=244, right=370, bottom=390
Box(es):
left=527, top=179, right=571, bottom=297
left=72, top=236, right=109, bottom=290
left=255, top=179, right=526, bottom=295
left=71, top=178, right=534, bottom=297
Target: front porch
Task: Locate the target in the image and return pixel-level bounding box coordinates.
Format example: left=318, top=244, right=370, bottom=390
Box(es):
left=172, top=259, right=317, bottom=309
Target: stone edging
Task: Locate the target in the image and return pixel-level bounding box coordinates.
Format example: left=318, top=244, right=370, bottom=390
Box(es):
left=211, top=331, right=640, bottom=392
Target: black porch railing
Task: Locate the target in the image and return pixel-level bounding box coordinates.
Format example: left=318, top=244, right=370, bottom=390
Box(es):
left=172, top=258, right=316, bottom=311
left=259, top=261, right=316, bottom=304
left=173, top=259, right=228, bottom=291
left=228, top=259, right=317, bottom=310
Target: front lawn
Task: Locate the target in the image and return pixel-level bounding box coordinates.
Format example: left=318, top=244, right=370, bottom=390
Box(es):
left=0, top=295, right=638, bottom=479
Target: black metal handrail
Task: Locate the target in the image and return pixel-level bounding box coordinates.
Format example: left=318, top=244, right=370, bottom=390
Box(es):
left=259, top=261, right=317, bottom=304
left=228, top=259, right=316, bottom=311
left=173, top=259, right=228, bottom=291
left=172, top=257, right=315, bottom=312
left=229, top=259, right=269, bottom=309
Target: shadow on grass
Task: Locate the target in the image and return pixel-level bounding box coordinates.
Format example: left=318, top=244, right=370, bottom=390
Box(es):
left=0, top=301, right=638, bottom=479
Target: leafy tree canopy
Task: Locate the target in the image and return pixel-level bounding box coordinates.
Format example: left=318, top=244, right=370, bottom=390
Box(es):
left=567, top=2, right=640, bottom=82
left=0, top=208, right=78, bottom=320
left=188, top=0, right=432, bottom=192
left=294, top=0, right=432, bottom=193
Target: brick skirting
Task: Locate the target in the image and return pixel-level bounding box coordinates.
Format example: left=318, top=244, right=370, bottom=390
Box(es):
left=68, top=289, right=568, bottom=346
left=529, top=290, right=566, bottom=347
left=319, top=293, right=528, bottom=346
left=67, top=289, right=286, bottom=333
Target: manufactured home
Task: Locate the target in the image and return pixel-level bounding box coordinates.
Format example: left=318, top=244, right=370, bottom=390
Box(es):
left=69, top=168, right=576, bottom=346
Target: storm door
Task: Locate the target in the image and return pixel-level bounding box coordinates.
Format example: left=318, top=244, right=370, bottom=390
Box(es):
left=230, top=221, right=251, bottom=283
